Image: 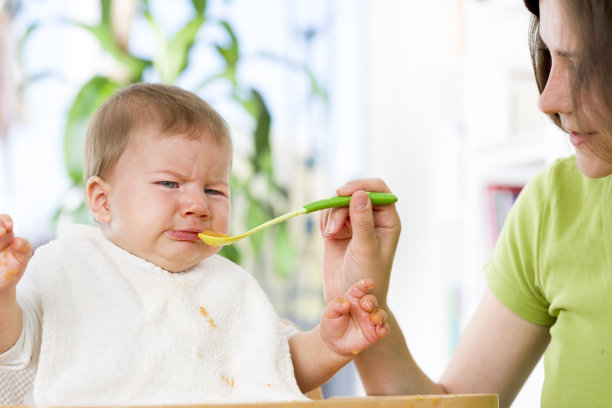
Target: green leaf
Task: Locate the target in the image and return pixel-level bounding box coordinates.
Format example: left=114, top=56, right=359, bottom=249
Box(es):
left=64, top=76, right=121, bottom=184
left=233, top=90, right=256, bottom=118
left=254, top=51, right=329, bottom=104
left=304, top=67, right=329, bottom=104
left=273, top=223, right=296, bottom=278
left=195, top=72, right=226, bottom=91
left=215, top=21, right=239, bottom=68
left=245, top=198, right=270, bottom=255
left=191, top=0, right=208, bottom=16
left=99, top=0, right=112, bottom=28
left=147, top=8, right=204, bottom=84
left=251, top=89, right=271, bottom=172
left=75, top=21, right=149, bottom=81
left=18, top=23, right=40, bottom=62
left=218, top=244, right=241, bottom=265
left=162, top=16, right=205, bottom=83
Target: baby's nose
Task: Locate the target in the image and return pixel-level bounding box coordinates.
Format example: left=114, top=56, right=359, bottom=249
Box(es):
left=182, top=193, right=211, bottom=218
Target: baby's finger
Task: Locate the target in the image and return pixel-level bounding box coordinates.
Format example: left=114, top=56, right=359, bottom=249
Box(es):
left=359, top=294, right=378, bottom=312
left=0, top=217, right=15, bottom=251
left=369, top=308, right=387, bottom=326
left=375, top=322, right=390, bottom=339
left=11, top=238, right=32, bottom=267
left=1, top=238, right=31, bottom=284
left=325, top=297, right=351, bottom=320
left=345, top=278, right=375, bottom=301
left=0, top=214, right=13, bottom=230
left=320, top=298, right=352, bottom=341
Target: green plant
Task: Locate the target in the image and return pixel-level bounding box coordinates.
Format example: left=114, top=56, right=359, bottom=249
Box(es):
left=23, top=0, right=326, bottom=279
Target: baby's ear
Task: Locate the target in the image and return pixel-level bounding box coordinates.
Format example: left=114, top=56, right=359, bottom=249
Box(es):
left=86, top=176, right=111, bottom=223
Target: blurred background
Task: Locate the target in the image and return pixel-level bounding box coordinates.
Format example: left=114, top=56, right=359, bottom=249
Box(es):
left=0, top=0, right=573, bottom=406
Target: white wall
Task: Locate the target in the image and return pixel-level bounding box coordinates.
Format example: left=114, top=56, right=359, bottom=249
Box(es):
left=362, top=0, right=466, bottom=384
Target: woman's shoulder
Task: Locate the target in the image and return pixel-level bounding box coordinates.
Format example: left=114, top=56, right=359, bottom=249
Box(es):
left=535, top=155, right=606, bottom=199
left=521, top=155, right=589, bottom=199
left=533, top=155, right=578, bottom=185
left=545, top=155, right=581, bottom=178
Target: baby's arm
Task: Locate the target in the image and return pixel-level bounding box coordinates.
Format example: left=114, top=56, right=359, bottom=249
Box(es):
left=0, top=214, right=32, bottom=354
left=289, top=278, right=388, bottom=393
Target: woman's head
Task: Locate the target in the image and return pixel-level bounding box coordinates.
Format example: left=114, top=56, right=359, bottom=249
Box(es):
left=83, top=83, right=233, bottom=181
left=525, top=0, right=612, bottom=177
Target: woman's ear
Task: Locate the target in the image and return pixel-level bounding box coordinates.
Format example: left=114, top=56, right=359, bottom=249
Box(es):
left=86, top=176, right=111, bottom=223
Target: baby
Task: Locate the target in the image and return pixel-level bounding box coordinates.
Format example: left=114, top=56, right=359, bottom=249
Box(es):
left=0, top=83, right=388, bottom=405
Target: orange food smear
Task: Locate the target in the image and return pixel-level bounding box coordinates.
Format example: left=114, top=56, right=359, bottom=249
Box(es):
left=201, top=230, right=230, bottom=238
left=370, top=310, right=384, bottom=325
left=209, top=317, right=216, bottom=327
left=221, top=375, right=235, bottom=387
left=200, top=306, right=207, bottom=316
left=4, top=270, right=19, bottom=280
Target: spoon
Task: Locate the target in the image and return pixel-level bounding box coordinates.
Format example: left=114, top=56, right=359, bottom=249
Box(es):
left=198, top=192, right=398, bottom=247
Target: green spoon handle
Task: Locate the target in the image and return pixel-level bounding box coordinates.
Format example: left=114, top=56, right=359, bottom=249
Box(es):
left=302, top=192, right=398, bottom=214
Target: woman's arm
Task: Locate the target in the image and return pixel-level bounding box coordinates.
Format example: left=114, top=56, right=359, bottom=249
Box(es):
left=354, top=289, right=550, bottom=408
left=440, top=289, right=550, bottom=407
left=353, top=307, right=444, bottom=395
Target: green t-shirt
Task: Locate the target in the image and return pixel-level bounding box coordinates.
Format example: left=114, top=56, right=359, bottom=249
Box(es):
left=485, top=156, right=612, bottom=407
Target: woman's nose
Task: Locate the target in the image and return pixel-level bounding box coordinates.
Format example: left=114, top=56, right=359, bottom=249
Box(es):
left=538, top=60, right=572, bottom=116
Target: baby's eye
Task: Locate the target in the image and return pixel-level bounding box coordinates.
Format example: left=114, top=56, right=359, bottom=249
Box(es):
left=159, top=181, right=178, bottom=189
left=204, top=189, right=221, bottom=195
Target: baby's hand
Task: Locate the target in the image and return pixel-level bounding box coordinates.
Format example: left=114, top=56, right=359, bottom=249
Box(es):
left=320, top=278, right=388, bottom=357
left=0, top=215, right=31, bottom=294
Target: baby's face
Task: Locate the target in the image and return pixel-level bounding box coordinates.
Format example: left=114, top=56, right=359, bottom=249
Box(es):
left=100, top=126, right=231, bottom=272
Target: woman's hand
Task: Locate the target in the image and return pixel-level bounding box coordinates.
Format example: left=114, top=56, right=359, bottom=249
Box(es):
left=319, top=179, right=401, bottom=305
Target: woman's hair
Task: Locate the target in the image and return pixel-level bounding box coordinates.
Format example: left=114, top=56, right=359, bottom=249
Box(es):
left=83, top=83, right=232, bottom=180
left=524, top=0, right=612, bottom=134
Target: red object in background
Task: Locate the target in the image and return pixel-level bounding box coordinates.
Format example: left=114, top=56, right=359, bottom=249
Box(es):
left=487, top=184, right=523, bottom=245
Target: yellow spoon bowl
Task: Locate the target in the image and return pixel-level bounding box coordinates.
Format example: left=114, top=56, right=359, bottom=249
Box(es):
left=198, top=192, right=397, bottom=247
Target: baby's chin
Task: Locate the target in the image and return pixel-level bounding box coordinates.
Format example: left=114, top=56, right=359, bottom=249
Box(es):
left=157, top=255, right=207, bottom=273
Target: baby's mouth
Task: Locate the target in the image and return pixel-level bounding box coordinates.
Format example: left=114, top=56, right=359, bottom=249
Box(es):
left=166, top=229, right=203, bottom=241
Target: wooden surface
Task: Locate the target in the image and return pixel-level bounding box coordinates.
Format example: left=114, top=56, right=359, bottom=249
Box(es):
left=3, top=394, right=498, bottom=408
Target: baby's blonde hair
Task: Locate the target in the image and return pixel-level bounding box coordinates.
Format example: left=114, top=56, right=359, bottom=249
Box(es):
left=83, top=83, right=232, bottom=180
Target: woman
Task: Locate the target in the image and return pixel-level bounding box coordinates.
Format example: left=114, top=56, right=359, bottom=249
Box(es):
left=320, top=0, right=612, bottom=407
